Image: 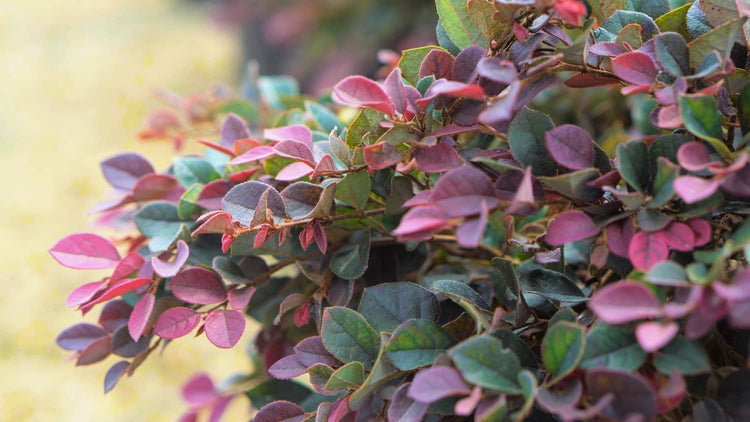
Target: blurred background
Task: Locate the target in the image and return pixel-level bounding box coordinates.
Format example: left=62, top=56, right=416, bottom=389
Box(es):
left=0, top=0, right=435, bottom=420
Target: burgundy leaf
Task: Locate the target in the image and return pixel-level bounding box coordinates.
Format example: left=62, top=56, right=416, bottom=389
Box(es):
left=589, top=282, right=663, bottom=324
left=688, top=219, right=711, bottom=246
left=333, top=75, right=394, bottom=116
left=195, top=180, right=233, bottom=210
left=110, top=252, right=145, bottom=282
left=636, top=321, right=679, bottom=353
left=152, top=240, right=189, bottom=278
left=264, top=124, right=312, bottom=146
left=153, top=307, right=201, bottom=339
left=382, top=67, right=407, bottom=114
left=104, top=360, right=130, bottom=393
left=586, top=369, right=657, bottom=422
left=407, top=366, right=471, bottom=403
left=181, top=372, right=218, bottom=406
left=76, top=335, right=112, bottom=366
left=628, top=231, right=669, bottom=270
left=275, top=162, right=314, bottom=181
left=451, top=46, right=486, bottom=82
left=612, top=51, right=658, bottom=86
left=56, top=323, right=109, bottom=351
left=606, top=219, right=635, bottom=258
left=268, top=354, right=307, bottom=379
left=363, top=142, right=401, bottom=170
left=253, top=401, right=305, bottom=422
left=677, top=142, right=713, bottom=171
left=49, top=233, right=121, bottom=270
left=475, top=57, right=517, bottom=84
left=674, top=176, right=720, bottom=204
left=132, top=174, right=179, bottom=202
left=67, top=281, right=107, bottom=308
left=564, top=72, right=620, bottom=88
left=661, top=222, right=695, bottom=252
left=419, top=49, right=455, bottom=81
left=414, top=143, right=462, bottom=173
left=98, top=300, right=133, bottom=332
left=128, top=293, right=155, bottom=341
left=455, top=200, right=489, bottom=248
left=545, top=210, right=600, bottom=246
left=100, top=152, right=155, bottom=191
left=388, top=383, right=428, bottom=422
left=228, top=286, right=255, bottom=311
left=220, top=113, right=251, bottom=147
left=545, top=124, right=595, bottom=170
left=416, top=79, right=484, bottom=108
left=430, top=166, right=496, bottom=212
left=169, top=267, right=227, bottom=305
left=204, top=309, right=246, bottom=348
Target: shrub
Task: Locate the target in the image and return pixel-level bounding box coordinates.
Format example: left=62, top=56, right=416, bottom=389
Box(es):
left=50, top=0, right=750, bottom=420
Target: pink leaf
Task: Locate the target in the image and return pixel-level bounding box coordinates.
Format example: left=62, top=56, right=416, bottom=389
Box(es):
left=392, top=206, right=450, bottom=241
left=589, top=282, right=663, bottom=324
left=545, top=124, right=595, bottom=170
left=545, top=210, right=600, bottom=246
left=655, top=105, right=682, bottom=129
left=478, top=81, right=521, bottom=124
left=153, top=307, right=201, bottom=339
left=170, top=267, right=227, bottom=305
left=110, top=252, right=145, bottom=282
left=294, top=336, right=340, bottom=367
left=84, top=277, right=152, bottom=309
left=204, top=309, right=246, bottom=348
left=273, top=140, right=315, bottom=165
left=677, top=142, right=712, bottom=171
left=181, top=372, right=218, bottom=406
left=100, top=152, right=155, bottom=191
left=56, top=323, right=109, bottom=351
left=228, top=286, right=256, bottom=311
left=636, top=321, right=679, bottom=353
left=264, top=124, right=312, bottom=146
left=588, top=42, right=623, bottom=57
left=363, top=142, right=401, bottom=170
left=674, top=176, right=720, bottom=204
left=414, top=143, right=462, bottom=173
left=229, top=146, right=276, bottom=165
left=455, top=200, right=489, bottom=248
left=382, top=67, right=407, bottom=114
left=67, top=281, right=107, bottom=308
left=688, top=219, right=711, bottom=246
left=275, top=162, right=314, bottom=181
left=613, top=51, right=658, bottom=85
left=128, top=293, right=155, bottom=341
left=407, top=366, right=470, bottom=404
left=333, top=75, right=394, bottom=116
left=151, top=240, right=189, bottom=278
left=49, top=233, right=121, bottom=270
left=196, top=180, right=233, bottom=210
left=454, top=386, right=482, bottom=416
left=476, top=57, right=517, bottom=84
left=661, top=222, right=695, bottom=252
left=606, top=219, right=635, bottom=258
left=628, top=231, right=669, bottom=270
left=268, top=355, right=307, bottom=379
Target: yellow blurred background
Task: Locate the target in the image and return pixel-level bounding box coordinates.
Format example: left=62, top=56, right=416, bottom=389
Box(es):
left=0, top=0, right=252, bottom=420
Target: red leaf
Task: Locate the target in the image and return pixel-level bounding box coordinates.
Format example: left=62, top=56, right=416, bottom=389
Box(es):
left=414, top=143, right=462, bottom=173
left=67, top=281, right=107, bottom=308
left=363, top=142, right=401, bottom=170
left=661, top=222, right=695, bottom=252
left=83, top=277, right=152, bottom=309
left=656, top=370, right=686, bottom=414
left=613, top=51, right=658, bottom=86
left=545, top=124, right=595, bottom=170
left=204, top=309, right=246, bottom=348
left=100, top=153, right=155, bottom=191
left=253, top=401, right=305, bottom=422
left=628, top=231, right=669, bottom=270
left=169, top=267, right=227, bottom=305
left=545, top=210, right=600, bottom=246
left=49, top=233, right=121, bottom=270
left=151, top=240, right=189, bottom=278
left=273, top=140, right=315, bottom=165
left=455, top=200, right=489, bottom=248
left=589, top=282, right=663, bottom=324
left=555, top=0, right=587, bottom=25
left=128, top=293, right=155, bottom=341
left=263, top=124, right=312, bottom=146
left=228, top=286, right=256, bottom=311
left=294, top=301, right=311, bottom=327
left=605, top=218, right=635, bottom=257
left=198, top=139, right=235, bottom=156
left=110, top=252, right=145, bottom=282
left=392, top=206, right=451, bottom=241
left=419, top=49, right=454, bottom=81
left=228, top=167, right=260, bottom=183
left=153, top=307, right=201, bottom=339
left=132, top=174, right=179, bottom=202
left=333, top=75, right=394, bottom=116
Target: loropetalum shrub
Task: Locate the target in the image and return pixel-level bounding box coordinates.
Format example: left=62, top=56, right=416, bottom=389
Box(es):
left=50, top=0, right=750, bottom=420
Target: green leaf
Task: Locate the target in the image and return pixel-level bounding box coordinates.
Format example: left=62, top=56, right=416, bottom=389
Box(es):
left=739, top=82, right=750, bottom=135
left=348, top=333, right=401, bottom=411
left=358, top=282, right=439, bottom=333
left=384, top=319, right=456, bottom=370
left=487, top=328, right=538, bottom=369
left=649, top=158, right=678, bottom=208
left=617, top=140, right=650, bottom=192
left=321, top=306, right=380, bottom=370
left=580, top=325, right=647, bottom=371
left=214, top=99, right=258, bottom=123
left=688, top=17, right=747, bottom=69
left=246, top=379, right=318, bottom=411
left=646, top=260, right=689, bottom=286
left=398, top=46, right=449, bottom=87
left=653, top=337, right=711, bottom=375
left=432, top=279, right=490, bottom=310
left=542, top=322, right=586, bottom=384
left=258, top=75, right=299, bottom=109
left=436, top=20, right=461, bottom=55
left=655, top=2, right=692, bottom=39
left=334, top=171, right=371, bottom=210
left=345, top=108, right=384, bottom=148
left=518, top=267, right=587, bottom=304
left=177, top=183, right=203, bottom=219
left=538, top=168, right=601, bottom=200
left=173, top=157, right=220, bottom=188
left=648, top=134, right=689, bottom=176
left=655, top=32, right=690, bottom=76
left=599, top=10, right=660, bottom=41
left=134, top=202, right=191, bottom=239
left=305, top=101, right=342, bottom=134
left=435, top=0, right=488, bottom=50
left=508, top=108, right=558, bottom=177
left=679, top=95, right=731, bottom=158
left=330, top=231, right=371, bottom=280
left=325, top=362, right=364, bottom=391
left=450, top=336, right=522, bottom=393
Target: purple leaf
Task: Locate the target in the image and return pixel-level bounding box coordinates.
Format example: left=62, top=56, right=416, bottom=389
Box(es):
left=535, top=248, right=562, bottom=264
left=56, top=323, right=109, bottom=351
left=419, top=49, right=454, bottom=81
left=153, top=307, right=201, bottom=339
left=67, top=281, right=106, bottom=308
left=407, top=366, right=470, bottom=404
left=273, top=140, right=315, bottom=165
left=455, top=200, right=489, bottom=248
left=430, top=123, right=480, bottom=137
left=76, top=335, right=112, bottom=366
left=414, top=143, right=462, bottom=173
left=104, top=360, right=130, bottom=393
left=719, top=162, right=750, bottom=197
left=429, top=166, right=500, bottom=218
left=169, top=267, right=227, bottom=305
left=204, top=309, right=246, bottom=348
left=196, top=180, right=233, bottom=210
left=605, top=219, right=634, bottom=258
left=294, top=336, right=340, bottom=367
left=677, top=141, right=713, bottom=171
left=181, top=372, right=217, bottom=406
left=545, top=125, right=595, bottom=170
left=49, top=233, right=121, bottom=270
left=110, top=252, right=145, bottom=282
left=228, top=286, right=255, bottom=311
left=275, top=162, right=314, bottom=181
left=100, top=152, right=155, bottom=190
left=333, top=75, right=394, bottom=116
left=264, top=124, right=312, bottom=146
left=586, top=369, right=657, bottom=422
left=475, top=57, right=517, bottom=84
left=363, top=142, right=401, bottom=170
left=545, top=210, right=600, bottom=246
left=589, top=282, right=663, bottom=324
left=392, top=206, right=451, bottom=241
left=128, top=293, right=155, bottom=341
left=268, top=354, right=308, bottom=379
left=478, top=81, right=521, bottom=124
left=98, top=300, right=132, bottom=332
left=661, top=222, right=695, bottom=252
left=674, top=175, right=720, bottom=204
left=382, top=67, right=407, bottom=114
left=223, top=181, right=287, bottom=226
left=636, top=321, right=679, bottom=353
left=451, top=46, right=486, bottom=82
left=388, top=383, right=428, bottom=422
left=628, top=230, right=669, bottom=270
left=612, top=51, right=658, bottom=86
left=589, top=42, right=624, bottom=57
left=220, top=113, right=251, bottom=147
left=151, top=240, right=189, bottom=278
left=253, top=401, right=305, bottom=422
